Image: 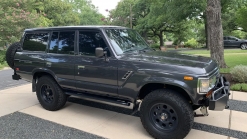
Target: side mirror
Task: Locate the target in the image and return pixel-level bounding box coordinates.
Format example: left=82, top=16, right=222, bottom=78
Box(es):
left=95, top=47, right=104, bottom=58
left=236, top=39, right=239, bottom=41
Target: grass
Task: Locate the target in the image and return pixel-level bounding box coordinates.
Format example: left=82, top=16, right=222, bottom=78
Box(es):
left=179, top=49, right=247, bottom=73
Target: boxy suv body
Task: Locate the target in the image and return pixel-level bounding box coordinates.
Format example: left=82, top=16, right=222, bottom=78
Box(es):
left=9, top=26, right=230, bottom=139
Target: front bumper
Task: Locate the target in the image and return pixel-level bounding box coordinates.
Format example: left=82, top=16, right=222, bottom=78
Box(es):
left=208, top=76, right=230, bottom=111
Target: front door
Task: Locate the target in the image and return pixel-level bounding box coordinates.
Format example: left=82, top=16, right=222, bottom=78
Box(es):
left=75, top=30, right=118, bottom=97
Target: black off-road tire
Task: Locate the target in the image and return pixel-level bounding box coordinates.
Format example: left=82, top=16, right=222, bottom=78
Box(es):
left=140, top=89, right=194, bottom=139
left=36, top=76, right=67, bottom=111
left=5, top=42, right=21, bottom=69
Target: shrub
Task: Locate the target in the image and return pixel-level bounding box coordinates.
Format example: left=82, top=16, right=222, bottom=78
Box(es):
left=150, top=43, right=161, bottom=49
left=0, top=50, right=6, bottom=64
left=230, top=65, right=247, bottom=83
left=184, top=38, right=198, bottom=49
left=242, top=84, right=247, bottom=92
left=231, top=84, right=242, bottom=91
left=231, top=83, right=247, bottom=92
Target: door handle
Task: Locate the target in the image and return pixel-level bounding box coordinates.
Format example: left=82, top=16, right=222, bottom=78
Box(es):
left=78, top=65, right=85, bottom=69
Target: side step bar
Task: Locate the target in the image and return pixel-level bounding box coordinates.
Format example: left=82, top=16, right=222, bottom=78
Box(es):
left=66, top=92, right=134, bottom=109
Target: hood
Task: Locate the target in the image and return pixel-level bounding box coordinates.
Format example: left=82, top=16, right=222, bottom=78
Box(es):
left=119, top=51, right=218, bottom=75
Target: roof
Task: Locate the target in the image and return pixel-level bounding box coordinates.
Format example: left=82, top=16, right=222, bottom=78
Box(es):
left=24, top=25, right=128, bottom=31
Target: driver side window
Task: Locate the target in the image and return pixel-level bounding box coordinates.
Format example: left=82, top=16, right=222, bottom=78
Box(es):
left=78, top=31, right=110, bottom=56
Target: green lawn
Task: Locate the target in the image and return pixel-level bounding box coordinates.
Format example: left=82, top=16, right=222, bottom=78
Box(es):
left=179, top=49, right=247, bottom=73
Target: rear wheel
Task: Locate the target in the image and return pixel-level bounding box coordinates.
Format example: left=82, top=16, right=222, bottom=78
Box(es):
left=140, top=89, right=194, bottom=139
left=240, top=43, right=247, bottom=50
left=36, top=76, right=67, bottom=111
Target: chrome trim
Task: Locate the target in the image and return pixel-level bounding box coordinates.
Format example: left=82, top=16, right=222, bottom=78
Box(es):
left=197, top=69, right=219, bottom=94
left=211, top=76, right=227, bottom=100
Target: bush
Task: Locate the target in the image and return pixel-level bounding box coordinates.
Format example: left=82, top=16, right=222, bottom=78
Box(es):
left=0, top=50, right=6, bottom=64
left=230, top=65, right=247, bottom=83
left=184, top=38, right=198, bottom=49
left=150, top=43, right=161, bottom=49
left=231, top=83, right=247, bottom=92
left=231, top=84, right=241, bottom=91
left=242, top=84, right=247, bottom=92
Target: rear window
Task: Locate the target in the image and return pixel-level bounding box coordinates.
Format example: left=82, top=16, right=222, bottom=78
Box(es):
left=22, top=32, right=49, bottom=52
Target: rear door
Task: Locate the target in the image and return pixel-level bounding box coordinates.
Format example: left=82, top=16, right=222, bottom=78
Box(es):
left=45, top=30, right=77, bottom=90
left=223, top=37, right=230, bottom=47
left=74, top=30, right=118, bottom=97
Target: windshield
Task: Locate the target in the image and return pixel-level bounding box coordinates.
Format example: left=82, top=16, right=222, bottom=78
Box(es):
left=105, top=29, right=149, bottom=55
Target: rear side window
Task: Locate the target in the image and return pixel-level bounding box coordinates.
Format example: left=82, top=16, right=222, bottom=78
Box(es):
left=49, top=31, right=75, bottom=55
left=23, top=32, right=49, bottom=51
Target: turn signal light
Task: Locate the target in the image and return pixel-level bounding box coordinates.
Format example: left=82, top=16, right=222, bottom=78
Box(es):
left=184, top=76, right=193, bottom=81
left=206, top=90, right=213, bottom=98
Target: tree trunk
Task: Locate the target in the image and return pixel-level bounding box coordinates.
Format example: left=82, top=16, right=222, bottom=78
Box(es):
left=206, top=0, right=227, bottom=68
left=159, top=31, right=164, bottom=46
left=142, top=31, right=148, bottom=42
left=204, top=17, right=209, bottom=50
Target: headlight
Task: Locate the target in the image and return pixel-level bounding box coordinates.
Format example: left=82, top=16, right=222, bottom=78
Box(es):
left=198, top=76, right=217, bottom=93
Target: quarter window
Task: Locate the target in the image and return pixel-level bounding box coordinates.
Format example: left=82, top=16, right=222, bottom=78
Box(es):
left=23, top=32, right=49, bottom=51
left=49, top=31, right=75, bottom=54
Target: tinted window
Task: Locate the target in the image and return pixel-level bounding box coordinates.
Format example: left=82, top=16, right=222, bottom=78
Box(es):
left=228, top=37, right=237, bottom=41
left=78, top=31, right=109, bottom=56
left=49, top=31, right=75, bottom=54
left=23, top=33, right=49, bottom=51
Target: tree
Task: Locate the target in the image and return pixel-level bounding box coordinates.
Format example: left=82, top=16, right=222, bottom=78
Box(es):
left=0, top=0, right=40, bottom=42
left=65, top=0, right=104, bottom=25
left=237, top=5, right=247, bottom=31
left=41, top=0, right=80, bottom=26
left=206, top=0, right=226, bottom=68
left=110, top=0, right=136, bottom=27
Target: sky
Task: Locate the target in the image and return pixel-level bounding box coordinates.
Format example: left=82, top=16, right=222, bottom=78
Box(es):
left=91, top=0, right=121, bottom=16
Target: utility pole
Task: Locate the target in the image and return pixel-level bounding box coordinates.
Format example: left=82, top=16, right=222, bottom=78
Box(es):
left=130, top=4, right=132, bottom=29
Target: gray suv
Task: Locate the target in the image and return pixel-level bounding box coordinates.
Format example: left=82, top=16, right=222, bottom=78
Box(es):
left=6, top=26, right=230, bottom=139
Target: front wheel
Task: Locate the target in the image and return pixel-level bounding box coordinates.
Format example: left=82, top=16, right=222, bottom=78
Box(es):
left=140, top=89, right=194, bottom=139
left=240, top=43, right=247, bottom=50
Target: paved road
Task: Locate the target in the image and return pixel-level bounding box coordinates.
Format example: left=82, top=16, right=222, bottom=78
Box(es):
left=0, top=69, right=28, bottom=90
left=1, top=69, right=247, bottom=139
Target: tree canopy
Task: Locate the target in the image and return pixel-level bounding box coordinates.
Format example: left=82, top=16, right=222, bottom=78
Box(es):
left=0, top=0, right=104, bottom=44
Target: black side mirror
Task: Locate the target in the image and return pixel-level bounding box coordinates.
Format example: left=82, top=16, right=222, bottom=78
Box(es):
left=95, top=47, right=104, bottom=58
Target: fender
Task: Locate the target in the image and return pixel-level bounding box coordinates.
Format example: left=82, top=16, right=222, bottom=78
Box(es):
left=32, top=68, right=58, bottom=92
left=118, top=72, right=198, bottom=104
